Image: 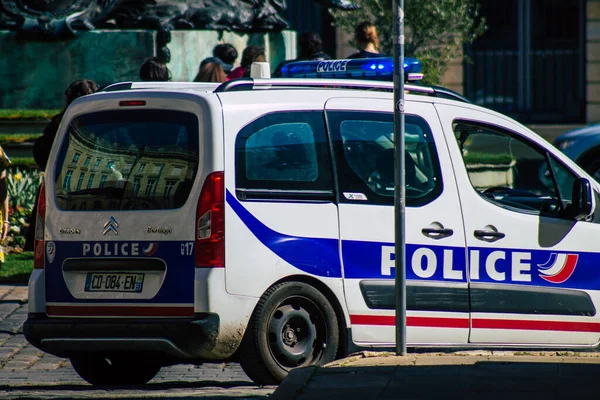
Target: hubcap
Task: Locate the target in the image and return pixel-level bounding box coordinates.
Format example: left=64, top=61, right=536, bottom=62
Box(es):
left=267, top=296, right=326, bottom=369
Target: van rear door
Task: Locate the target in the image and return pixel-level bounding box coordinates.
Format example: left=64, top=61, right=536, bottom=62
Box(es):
left=43, top=96, right=211, bottom=318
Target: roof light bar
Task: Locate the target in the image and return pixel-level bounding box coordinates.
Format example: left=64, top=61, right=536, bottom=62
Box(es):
left=280, top=57, right=423, bottom=82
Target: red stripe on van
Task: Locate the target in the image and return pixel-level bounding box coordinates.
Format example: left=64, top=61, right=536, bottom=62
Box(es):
left=350, top=315, right=469, bottom=328
left=472, top=318, right=600, bottom=332
left=47, top=305, right=194, bottom=317
left=350, top=315, right=600, bottom=333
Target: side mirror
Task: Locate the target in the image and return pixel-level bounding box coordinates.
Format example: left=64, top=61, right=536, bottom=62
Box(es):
left=571, top=178, right=594, bottom=221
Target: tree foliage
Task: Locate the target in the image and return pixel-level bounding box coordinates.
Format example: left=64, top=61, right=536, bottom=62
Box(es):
left=331, top=0, right=486, bottom=85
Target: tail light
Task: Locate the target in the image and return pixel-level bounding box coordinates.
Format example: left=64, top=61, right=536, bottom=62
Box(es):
left=33, top=181, right=46, bottom=269
left=195, top=172, right=224, bottom=268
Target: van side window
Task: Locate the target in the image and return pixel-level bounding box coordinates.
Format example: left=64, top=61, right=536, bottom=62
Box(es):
left=235, top=111, right=333, bottom=200
left=453, top=121, right=579, bottom=219
left=327, top=111, right=443, bottom=207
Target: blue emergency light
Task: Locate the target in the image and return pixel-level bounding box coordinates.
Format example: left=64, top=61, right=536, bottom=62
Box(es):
left=279, top=57, right=423, bottom=82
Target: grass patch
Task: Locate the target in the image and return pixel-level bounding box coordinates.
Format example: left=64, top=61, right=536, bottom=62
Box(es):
left=0, top=252, right=33, bottom=283
left=0, top=109, right=59, bottom=120
left=0, top=134, right=42, bottom=144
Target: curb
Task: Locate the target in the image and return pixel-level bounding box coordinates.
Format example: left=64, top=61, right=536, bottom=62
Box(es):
left=269, top=365, right=318, bottom=400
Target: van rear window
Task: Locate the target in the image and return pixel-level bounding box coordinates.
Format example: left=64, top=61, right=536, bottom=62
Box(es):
left=54, top=110, right=199, bottom=211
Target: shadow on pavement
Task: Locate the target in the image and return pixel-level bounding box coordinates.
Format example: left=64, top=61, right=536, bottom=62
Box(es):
left=286, top=361, right=600, bottom=399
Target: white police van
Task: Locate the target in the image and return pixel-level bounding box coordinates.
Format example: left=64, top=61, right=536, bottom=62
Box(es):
left=24, top=57, right=600, bottom=386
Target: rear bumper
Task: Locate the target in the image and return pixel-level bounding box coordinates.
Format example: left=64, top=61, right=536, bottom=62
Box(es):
left=23, top=312, right=220, bottom=360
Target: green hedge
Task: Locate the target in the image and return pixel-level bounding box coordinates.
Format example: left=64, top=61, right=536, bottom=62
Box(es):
left=0, top=133, right=42, bottom=144
left=0, top=109, right=59, bottom=120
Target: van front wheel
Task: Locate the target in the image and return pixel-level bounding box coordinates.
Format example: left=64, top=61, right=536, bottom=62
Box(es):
left=70, top=354, right=161, bottom=385
left=240, top=281, right=339, bottom=385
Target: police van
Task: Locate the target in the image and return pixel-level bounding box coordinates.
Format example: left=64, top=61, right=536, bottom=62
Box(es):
left=24, top=57, right=600, bottom=386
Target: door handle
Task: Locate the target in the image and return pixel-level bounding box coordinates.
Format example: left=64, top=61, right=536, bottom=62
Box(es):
left=421, top=227, right=454, bottom=240
left=474, top=230, right=505, bottom=242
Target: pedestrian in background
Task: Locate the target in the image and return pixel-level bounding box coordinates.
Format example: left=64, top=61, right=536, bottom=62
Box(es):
left=194, top=58, right=227, bottom=83
left=273, top=32, right=331, bottom=77
left=228, top=45, right=266, bottom=80
left=213, top=43, right=238, bottom=75
left=33, top=79, right=99, bottom=171
left=0, top=146, right=10, bottom=243
left=139, top=57, right=171, bottom=81
left=26, top=79, right=99, bottom=251
left=347, top=21, right=386, bottom=59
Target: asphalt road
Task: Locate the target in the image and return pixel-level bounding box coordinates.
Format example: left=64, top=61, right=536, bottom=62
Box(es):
left=0, top=285, right=275, bottom=399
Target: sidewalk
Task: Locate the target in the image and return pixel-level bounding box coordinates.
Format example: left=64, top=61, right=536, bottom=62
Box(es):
left=271, top=350, right=600, bottom=400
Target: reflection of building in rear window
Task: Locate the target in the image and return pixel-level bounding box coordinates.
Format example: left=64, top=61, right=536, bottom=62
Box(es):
left=83, top=156, right=91, bottom=168
left=55, top=110, right=199, bottom=211
left=133, top=178, right=141, bottom=194
left=76, top=173, right=84, bottom=191
left=99, top=175, right=108, bottom=188
left=146, top=179, right=156, bottom=196
left=164, top=181, right=176, bottom=198
left=63, top=170, right=73, bottom=190
left=71, top=153, right=80, bottom=164
left=245, top=123, right=318, bottom=182
left=86, top=173, right=95, bottom=189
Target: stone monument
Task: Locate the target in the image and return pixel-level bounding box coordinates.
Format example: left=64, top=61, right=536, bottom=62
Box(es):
left=0, top=0, right=357, bottom=108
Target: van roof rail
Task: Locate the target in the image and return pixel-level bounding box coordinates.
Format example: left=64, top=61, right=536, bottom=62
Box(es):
left=98, top=81, right=221, bottom=92
left=214, top=78, right=470, bottom=103
left=97, top=79, right=470, bottom=103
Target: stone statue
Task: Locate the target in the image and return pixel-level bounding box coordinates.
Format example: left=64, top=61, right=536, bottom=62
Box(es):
left=0, top=0, right=359, bottom=39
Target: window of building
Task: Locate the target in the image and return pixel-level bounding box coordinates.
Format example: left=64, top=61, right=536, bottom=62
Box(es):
left=93, top=159, right=102, bottom=169
left=99, top=175, right=108, bottom=188
left=151, top=164, right=163, bottom=175
left=63, top=170, right=73, bottom=190
left=76, top=173, right=85, bottom=191
left=145, top=179, right=156, bottom=196
left=133, top=177, right=141, bottom=195
left=164, top=180, right=177, bottom=198
left=71, top=153, right=80, bottom=164
left=83, top=156, right=91, bottom=168
left=86, top=173, right=95, bottom=189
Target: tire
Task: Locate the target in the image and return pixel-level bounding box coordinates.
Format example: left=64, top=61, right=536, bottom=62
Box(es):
left=240, top=281, right=339, bottom=385
left=70, top=353, right=162, bottom=385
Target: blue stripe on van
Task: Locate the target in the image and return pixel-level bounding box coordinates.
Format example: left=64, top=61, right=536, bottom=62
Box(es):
left=225, top=190, right=342, bottom=278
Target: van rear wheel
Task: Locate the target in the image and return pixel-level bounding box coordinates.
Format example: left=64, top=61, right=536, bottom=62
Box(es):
left=240, top=281, right=339, bottom=385
left=70, top=353, right=161, bottom=385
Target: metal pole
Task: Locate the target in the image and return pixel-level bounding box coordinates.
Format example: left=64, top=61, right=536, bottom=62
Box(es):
left=393, top=0, right=407, bottom=356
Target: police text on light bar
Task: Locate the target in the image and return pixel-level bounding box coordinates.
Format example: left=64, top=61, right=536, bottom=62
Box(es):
left=280, top=57, right=423, bottom=82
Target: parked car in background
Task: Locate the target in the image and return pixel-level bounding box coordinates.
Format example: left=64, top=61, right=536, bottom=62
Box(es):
left=554, top=124, right=600, bottom=181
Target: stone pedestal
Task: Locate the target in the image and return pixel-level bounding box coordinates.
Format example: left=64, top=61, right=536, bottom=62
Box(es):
left=0, top=30, right=156, bottom=109
left=0, top=29, right=297, bottom=109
